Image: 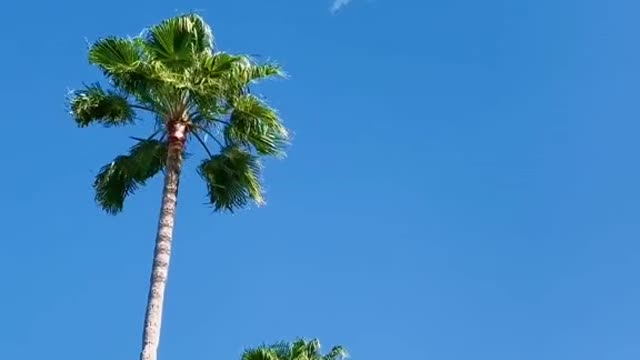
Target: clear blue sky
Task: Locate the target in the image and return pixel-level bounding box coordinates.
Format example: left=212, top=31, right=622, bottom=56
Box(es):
left=1, top=1, right=639, bottom=359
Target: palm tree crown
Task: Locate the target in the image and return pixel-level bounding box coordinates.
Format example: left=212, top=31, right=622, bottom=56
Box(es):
left=69, top=13, right=289, bottom=213
left=243, top=339, right=348, bottom=360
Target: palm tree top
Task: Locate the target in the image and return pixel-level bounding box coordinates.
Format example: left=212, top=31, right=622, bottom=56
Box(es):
left=68, top=13, right=289, bottom=214
left=243, top=339, right=348, bottom=360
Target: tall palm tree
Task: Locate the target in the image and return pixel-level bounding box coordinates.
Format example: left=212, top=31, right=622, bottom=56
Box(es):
left=68, top=14, right=288, bottom=360
left=243, top=339, right=348, bottom=360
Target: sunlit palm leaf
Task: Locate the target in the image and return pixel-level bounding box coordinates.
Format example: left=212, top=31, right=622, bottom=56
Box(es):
left=226, top=95, right=289, bottom=155
left=241, top=348, right=282, bottom=360
left=265, top=342, right=293, bottom=360
left=323, top=347, right=348, bottom=360
left=214, top=56, right=283, bottom=98
left=200, top=52, right=240, bottom=76
left=94, top=139, right=167, bottom=213
left=143, top=13, right=214, bottom=68
left=242, top=339, right=343, bottom=360
left=232, top=57, right=284, bottom=86
left=185, top=52, right=249, bottom=122
left=198, top=146, right=264, bottom=211
left=295, top=339, right=331, bottom=360
left=190, top=52, right=240, bottom=96
left=89, top=37, right=142, bottom=73
left=69, top=84, right=135, bottom=127
left=192, top=53, right=249, bottom=91
left=88, top=37, right=167, bottom=106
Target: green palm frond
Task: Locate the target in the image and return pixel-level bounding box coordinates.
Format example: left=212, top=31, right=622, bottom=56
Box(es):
left=225, top=95, right=289, bottom=156
left=89, top=37, right=142, bottom=74
left=214, top=56, right=284, bottom=98
left=290, top=339, right=304, bottom=360
left=241, top=341, right=293, bottom=360
left=293, top=339, right=340, bottom=360
left=197, top=146, right=264, bottom=211
left=190, top=52, right=241, bottom=95
left=142, top=13, right=214, bottom=68
left=89, top=38, right=168, bottom=107
left=94, top=139, right=167, bottom=214
left=199, top=52, right=241, bottom=76
left=267, top=342, right=293, bottom=360
left=69, top=84, right=135, bottom=127
left=185, top=53, right=251, bottom=123
left=241, top=340, right=345, bottom=360
left=241, top=348, right=282, bottom=360
left=232, top=56, right=285, bottom=86
left=181, top=54, right=282, bottom=103
left=307, top=339, right=322, bottom=355
left=323, top=347, right=348, bottom=360
left=88, top=37, right=153, bottom=97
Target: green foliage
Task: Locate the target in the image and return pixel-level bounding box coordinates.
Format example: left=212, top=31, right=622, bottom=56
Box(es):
left=242, top=339, right=348, bottom=360
left=88, top=37, right=161, bottom=103
left=89, top=37, right=142, bottom=74
left=198, top=146, right=264, bottom=211
left=231, top=57, right=285, bottom=87
left=94, top=139, right=167, bottom=214
left=70, top=13, right=288, bottom=213
left=69, top=84, right=135, bottom=127
left=226, top=95, right=289, bottom=156
left=143, top=14, right=214, bottom=67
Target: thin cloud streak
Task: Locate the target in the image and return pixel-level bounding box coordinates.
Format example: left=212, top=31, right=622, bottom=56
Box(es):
left=330, top=0, right=352, bottom=13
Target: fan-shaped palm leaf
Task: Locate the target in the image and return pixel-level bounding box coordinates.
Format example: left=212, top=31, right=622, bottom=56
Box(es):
left=69, top=84, right=135, bottom=127
left=232, top=56, right=284, bottom=86
left=88, top=37, right=159, bottom=98
left=143, top=14, right=214, bottom=68
left=226, top=94, right=289, bottom=156
left=94, top=139, right=167, bottom=214
left=89, top=37, right=142, bottom=74
left=198, top=145, right=264, bottom=211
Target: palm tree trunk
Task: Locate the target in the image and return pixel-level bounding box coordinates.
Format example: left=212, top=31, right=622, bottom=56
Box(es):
left=140, top=121, right=187, bottom=360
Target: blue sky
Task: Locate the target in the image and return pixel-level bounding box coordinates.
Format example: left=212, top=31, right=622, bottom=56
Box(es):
left=1, top=0, right=639, bottom=359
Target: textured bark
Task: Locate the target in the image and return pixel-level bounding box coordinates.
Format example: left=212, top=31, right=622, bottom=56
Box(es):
left=140, top=121, right=187, bottom=360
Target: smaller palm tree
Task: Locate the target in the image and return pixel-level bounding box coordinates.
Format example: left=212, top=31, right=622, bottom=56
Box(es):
left=242, top=339, right=348, bottom=360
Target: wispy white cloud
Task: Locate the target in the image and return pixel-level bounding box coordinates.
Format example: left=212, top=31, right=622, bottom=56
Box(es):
left=330, top=0, right=353, bottom=13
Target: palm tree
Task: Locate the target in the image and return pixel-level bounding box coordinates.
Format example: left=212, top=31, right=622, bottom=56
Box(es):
left=243, top=339, right=348, bottom=360
left=68, top=14, right=289, bottom=360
